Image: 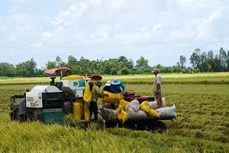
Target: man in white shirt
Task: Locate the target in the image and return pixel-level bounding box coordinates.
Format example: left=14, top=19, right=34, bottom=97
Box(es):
left=153, top=68, right=162, bottom=108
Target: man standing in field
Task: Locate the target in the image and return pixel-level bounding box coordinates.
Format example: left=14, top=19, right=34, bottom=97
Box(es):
left=90, top=81, right=104, bottom=120
left=153, top=68, right=163, bottom=108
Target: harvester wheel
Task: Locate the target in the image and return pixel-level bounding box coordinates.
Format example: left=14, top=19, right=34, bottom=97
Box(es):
left=151, top=120, right=167, bottom=132
left=19, top=114, right=27, bottom=122
left=105, top=120, right=118, bottom=128
left=122, top=119, right=168, bottom=131
left=10, top=108, right=19, bottom=121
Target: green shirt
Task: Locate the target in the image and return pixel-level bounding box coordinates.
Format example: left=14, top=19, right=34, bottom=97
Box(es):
left=91, top=85, right=103, bottom=102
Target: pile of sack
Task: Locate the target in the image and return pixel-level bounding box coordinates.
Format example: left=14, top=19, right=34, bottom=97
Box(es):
left=101, top=96, right=177, bottom=124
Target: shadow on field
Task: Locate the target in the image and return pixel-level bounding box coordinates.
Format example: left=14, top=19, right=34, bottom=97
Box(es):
left=106, top=119, right=168, bottom=133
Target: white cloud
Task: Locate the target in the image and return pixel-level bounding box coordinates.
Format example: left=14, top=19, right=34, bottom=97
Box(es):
left=176, top=0, right=205, bottom=8
left=42, top=31, right=51, bottom=39
left=198, top=11, right=222, bottom=32
left=50, top=2, right=87, bottom=26
left=90, top=30, right=109, bottom=42
left=0, top=25, right=7, bottom=32
left=0, top=0, right=229, bottom=68
left=89, top=0, right=101, bottom=5
left=111, top=0, right=124, bottom=8
left=169, top=26, right=196, bottom=42
left=8, top=7, right=33, bottom=24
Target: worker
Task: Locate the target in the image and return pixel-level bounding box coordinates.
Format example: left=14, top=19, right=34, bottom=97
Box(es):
left=102, top=80, right=117, bottom=110
left=103, top=80, right=111, bottom=92
left=110, top=79, right=125, bottom=94
left=90, top=81, right=104, bottom=120
left=153, top=68, right=163, bottom=108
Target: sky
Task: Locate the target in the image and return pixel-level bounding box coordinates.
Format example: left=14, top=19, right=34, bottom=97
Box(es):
left=0, top=0, right=229, bottom=68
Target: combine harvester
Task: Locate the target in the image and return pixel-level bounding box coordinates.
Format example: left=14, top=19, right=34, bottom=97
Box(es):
left=10, top=67, right=176, bottom=130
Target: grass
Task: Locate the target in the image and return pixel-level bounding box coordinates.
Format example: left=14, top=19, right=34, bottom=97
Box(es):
left=0, top=73, right=229, bottom=152
left=0, top=113, right=228, bottom=153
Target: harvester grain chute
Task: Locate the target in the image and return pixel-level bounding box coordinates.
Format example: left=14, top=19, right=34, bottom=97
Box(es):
left=10, top=67, right=176, bottom=130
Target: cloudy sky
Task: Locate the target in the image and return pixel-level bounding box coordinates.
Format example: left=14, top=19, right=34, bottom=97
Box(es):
left=0, top=0, right=228, bottom=68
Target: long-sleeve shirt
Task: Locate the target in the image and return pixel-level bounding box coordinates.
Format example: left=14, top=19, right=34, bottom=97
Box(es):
left=91, top=85, right=104, bottom=102
left=110, top=82, right=125, bottom=93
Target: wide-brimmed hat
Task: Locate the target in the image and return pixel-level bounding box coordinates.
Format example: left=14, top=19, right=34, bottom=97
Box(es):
left=96, top=81, right=102, bottom=86
left=111, top=79, right=120, bottom=85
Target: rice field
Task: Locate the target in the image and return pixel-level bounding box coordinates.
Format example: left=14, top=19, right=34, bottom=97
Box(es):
left=1, top=72, right=229, bottom=85
left=0, top=73, right=229, bottom=152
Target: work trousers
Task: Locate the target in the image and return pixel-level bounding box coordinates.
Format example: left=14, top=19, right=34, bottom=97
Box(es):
left=89, top=101, right=98, bottom=120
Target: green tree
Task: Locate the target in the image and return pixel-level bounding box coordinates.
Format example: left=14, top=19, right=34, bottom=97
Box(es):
left=77, top=56, right=92, bottom=74
left=179, top=55, right=186, bottom=68
left=118, top=56, right=133, bottom=69
left=101, top=59, right=120, bottom=74
left=56, top=56, right=66, bottom=67
left=135, top=56, right=151, bottom=73
left=0, top=62, right=15, bottom=77
left=227, top=51, right=229, bottom=71
left=67, top=55, right=79, bottom=74
left=120, top=68, right=129, bottom=75
left=46, top=61, right=56, bottom=69
left=219, top=47, right=227, bottom=71
left=190, top=48, right=201, bottom=69
left=16, top=58, right=37, bottom=77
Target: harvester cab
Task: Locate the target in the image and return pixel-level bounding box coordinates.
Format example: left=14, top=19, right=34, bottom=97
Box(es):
left=10, top=84, right=66, bottom=123
left=10, top=67, right=73, bottom=123
left=10, top=67, right=89, bottom=124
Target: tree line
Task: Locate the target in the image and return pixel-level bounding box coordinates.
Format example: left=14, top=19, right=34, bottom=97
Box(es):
left=0, top=47, right=228, bottom=77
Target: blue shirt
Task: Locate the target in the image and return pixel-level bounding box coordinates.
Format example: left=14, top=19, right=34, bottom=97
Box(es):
left=110, top=82, right=125, bottom=93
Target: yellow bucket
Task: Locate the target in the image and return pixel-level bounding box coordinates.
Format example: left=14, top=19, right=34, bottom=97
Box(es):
left=73, top=101, right=82, bottom=120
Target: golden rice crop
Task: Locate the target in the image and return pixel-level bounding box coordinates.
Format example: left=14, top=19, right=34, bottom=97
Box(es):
left=0, top=73, right=229, bottom=152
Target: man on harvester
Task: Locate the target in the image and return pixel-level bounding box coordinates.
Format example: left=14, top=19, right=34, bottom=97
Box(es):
left=110, top=79, right=125, bottom=94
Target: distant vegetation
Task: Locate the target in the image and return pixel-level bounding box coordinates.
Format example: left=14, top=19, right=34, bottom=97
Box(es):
left=0, top=47, right=229, bottom=77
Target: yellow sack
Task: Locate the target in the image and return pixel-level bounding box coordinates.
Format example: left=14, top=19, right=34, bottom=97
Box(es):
left=148, top=109, right=160, bottom=118
left=73, top=102, right=82, bottom=120
left=116, top=105, right=124, bottom=114
left=102, top=91, right=123, bottom=103
left=120, top=110, right=127, bottom=124
left=117, top=110, right=122, bottom=121
left=83, top=82, right=92, bottom=103
left=120, top=99, right=129, bottom=106
left=116, top=99, right=129, bottom=113
left=83, top=101, right=90, bottom=120
left=117, top=109, right=127, bottom=124
left=139, top=101, right=149, bottom=113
